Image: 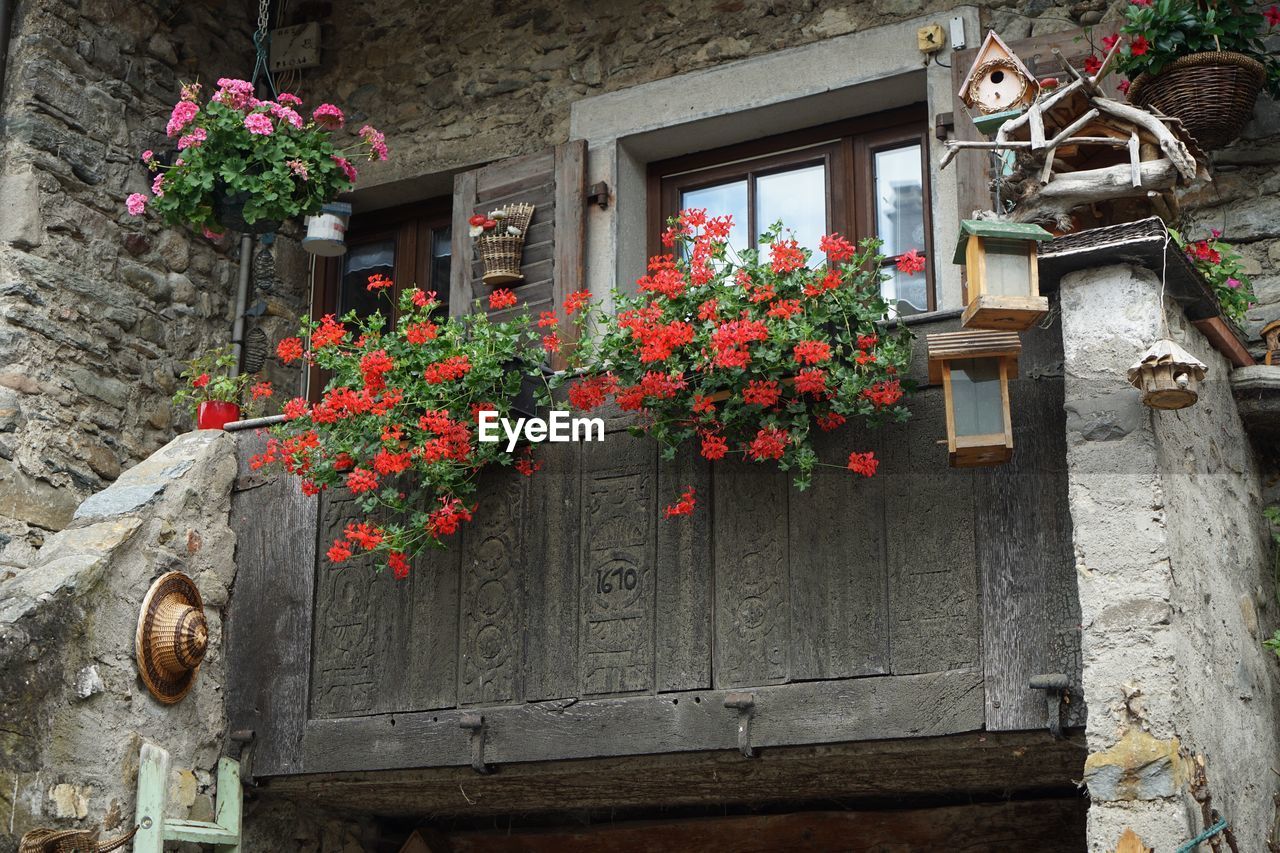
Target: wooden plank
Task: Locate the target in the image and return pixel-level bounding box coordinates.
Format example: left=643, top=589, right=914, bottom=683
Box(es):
left=655, top=442, right=713, bottom=692
left=405, top=534, right=462, bottom=712
left=457, top=469, right=526, bottom=706
left=579, top=429, right=656, bottom=695
left=474, top=149, right=557, bottom=197
left=884, top=322, right=981, bottom=675
left=976, top=312, right=1083, bottom=730
left=267, top=729, right=1084, bottom=817
left=443, top=801, right=1088, bottom=853
left=522, top=439, right=582, bottom=701
left=713, top=459, right=790, bottom=688
left=307, top=491, right=407, bottom=718
left=449, top=168, right=478, bottom=318
left=225, top=432, right=316, bottom=776
left=552, top=139, right=587, bottom=370
left=788, top=424, right=889, bottom=680
left=300, top=669, right=983, bottom=773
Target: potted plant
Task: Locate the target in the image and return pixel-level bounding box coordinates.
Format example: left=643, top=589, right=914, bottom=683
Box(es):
left=1110, top=0, right=1280, bottom=149
left=551, top=209, right=914, bottom=515
left=469, top=203, right=534, bottom=285
left=126, top=79, right=388, bottom=234
left=255, top=279, right=549, bottom=576
left=172, top=345, right=273, bottom=430
left=1169, top=227, right=1258, bottom=327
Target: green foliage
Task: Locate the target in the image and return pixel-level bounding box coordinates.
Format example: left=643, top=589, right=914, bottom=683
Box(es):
left=171, top=344, right=266, bottom=414
left=554, top=211, right=913, bottom=500
left=1113, top=0, right=1280, bottom=98
left=131, top=80, right=383, bottom=233
left=258, top=284, right=546, bottom=570
left=1167, top=227, right=1257, bottom=326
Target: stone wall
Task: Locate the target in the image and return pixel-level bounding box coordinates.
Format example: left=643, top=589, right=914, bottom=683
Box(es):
left=0, top=0, right=311, bottom=568
left=1060, top=263, right=1280, bottom=852
left=0, top=430, right=370, bottom=852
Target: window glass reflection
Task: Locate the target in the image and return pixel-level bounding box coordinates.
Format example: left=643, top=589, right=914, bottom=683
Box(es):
left=431, top=226, right=452, bottom=314
left=681, top=181, right=748, bottom=256
left=340, top=239, right=395, bottom=320
left=874, top=145, right=924, bottom=258
left=756, top=164, right=826, bottom=261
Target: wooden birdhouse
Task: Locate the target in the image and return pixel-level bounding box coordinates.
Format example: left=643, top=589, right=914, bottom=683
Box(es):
left=927, top=330, right=1021, bottom=468
left=957, top=31, right=1037, bottom=116
left=1127, top=339, right=1207, bottom=410
left=955, top=219, right=1052, bottom=331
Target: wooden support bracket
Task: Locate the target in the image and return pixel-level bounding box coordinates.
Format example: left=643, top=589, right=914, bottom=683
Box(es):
left=459, top=713, right=491, bottom=774
left=723, top=692, right=757, bottom=758
left=134, top=742, right=242, bottom=852
left=1028, top=674, right=1070, bottom=739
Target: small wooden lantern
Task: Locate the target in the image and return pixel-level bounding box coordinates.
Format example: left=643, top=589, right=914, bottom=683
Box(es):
left=927, top=330, right=1021, bottom=468
left=1127, top=339, right=1206, bottom=410
left=1262, top=319, right=1280, bottom=365
left=955, top=219, right=1052, bottom=331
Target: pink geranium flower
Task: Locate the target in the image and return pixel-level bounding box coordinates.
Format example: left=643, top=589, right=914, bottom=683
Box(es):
left=359, top=125, right=389, bottom=161
left=166, top=100, right=198, bottom=137
left=313, top=104, right=344, bottom=129
left=277, top=92, right=303, bottom=106
left=177, top=127, right=206, bottom=149
left=332, top=155, right=358, bottom=183
left=244, top=112, right=274, bottom=135
left=214, top=78, right=256, bottom=111
left=126, top=193, right=147, bottom=215
left=151, top=173, right=165, bottom=197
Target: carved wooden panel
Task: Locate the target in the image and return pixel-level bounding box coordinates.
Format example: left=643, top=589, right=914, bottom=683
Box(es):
left=458, top=472, right=526, bottom=706
left=579, top=432, right=655, bottom=695
left=713, top=461, right=790, bottom=688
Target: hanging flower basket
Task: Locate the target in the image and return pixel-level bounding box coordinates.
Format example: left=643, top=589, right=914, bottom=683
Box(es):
left=473, top=203, right=535, bottom=285
left=213, top=187, right=282, bottom=235
left=1127, top=52, right=1266, bottom=150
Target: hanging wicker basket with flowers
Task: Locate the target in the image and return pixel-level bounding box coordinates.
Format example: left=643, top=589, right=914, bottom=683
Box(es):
left=470, top=203, right=535, bottom=285
left=1108, top=0, right=1280, bottom=150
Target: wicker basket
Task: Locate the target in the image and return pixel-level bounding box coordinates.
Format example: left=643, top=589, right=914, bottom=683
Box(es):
left=478, top=203, right=535, bottom=285
left=1127, top=51, right=1265, bottom=150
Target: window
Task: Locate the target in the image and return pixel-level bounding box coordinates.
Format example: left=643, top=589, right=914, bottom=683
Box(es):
left=650, top=106, right=933, bottom=314
left=310, top=199, right=452, bottom=399
left=313, top=198, right=453, bottom=324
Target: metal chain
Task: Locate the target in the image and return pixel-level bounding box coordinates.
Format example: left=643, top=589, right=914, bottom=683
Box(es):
left=250, top=0, right=277, bottom=98
left=257, top=0, right=270, bottom=38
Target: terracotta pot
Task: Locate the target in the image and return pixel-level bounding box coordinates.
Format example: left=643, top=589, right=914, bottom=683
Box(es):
left=196, top=401, right=241, bottom=431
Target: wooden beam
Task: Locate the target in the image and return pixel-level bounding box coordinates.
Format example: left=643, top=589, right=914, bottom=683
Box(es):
left=261, top=730, right=1086, bottom=819
left=440, top=800, right=1088, bottom=853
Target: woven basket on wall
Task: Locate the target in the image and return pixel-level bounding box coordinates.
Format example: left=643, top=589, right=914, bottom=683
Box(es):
left=478, top=203, right=535, bottom=285
left=1127, top=51, right=1265, bottom=150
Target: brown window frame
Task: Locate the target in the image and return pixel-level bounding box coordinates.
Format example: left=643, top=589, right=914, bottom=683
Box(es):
left=647, top=104, right=935, bottom=312
left=310, top=197, right=452, bottom=400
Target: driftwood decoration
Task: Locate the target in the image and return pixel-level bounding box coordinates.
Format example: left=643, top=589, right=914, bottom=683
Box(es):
left=943, top=41, right=1207, bottom=231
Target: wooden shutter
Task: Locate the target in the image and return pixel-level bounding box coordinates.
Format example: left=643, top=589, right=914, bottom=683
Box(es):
left=450, top=140, right=586, bottom=337
left=949, top=27, right=1106, bottom=222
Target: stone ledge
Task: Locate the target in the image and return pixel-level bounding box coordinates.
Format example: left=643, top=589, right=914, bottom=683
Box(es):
left=1232, top=365, right=1280, bottom=448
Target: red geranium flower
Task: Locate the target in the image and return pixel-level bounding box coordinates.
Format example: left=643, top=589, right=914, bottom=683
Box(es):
left=1129, top=35, right=1149, bottom=56
left=818, top=232, right=857, bottom=263
left=367, top=273, right=393, bottom=291
left=192, top=373, right=210, bottom=389
left=277, top=337, right=305, bottom=364
left=1266, top=4, right=1280, bottom=26
left=770, top=240, right=806, bottom=274
left=563, top=289, right=592, bottom=315
left=387, top=551, right=410, bottom=579
left=700, top=432, right=728, bottom=460
left=896, top=249, right=927, bottom=276
left=847, top=450, right=878, bottom=477
left=793, top=340, right=832, bottom=365
left=489, top=288, right=518, bottom=310
left=663, top=486, right=697, bottom=518
left=327, top=539, right=352, bottom=563
left=748, top=426, right=789, bottom=461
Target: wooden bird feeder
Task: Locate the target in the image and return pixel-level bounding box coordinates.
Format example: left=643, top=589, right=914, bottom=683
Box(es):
left=1127, top=339, right=1206, bottom=410
left=955, top=219, right=1052, bottom=331
left=1263, top=319, right=1280, bottom=365
left=928, top=330, right=1021, bottom=467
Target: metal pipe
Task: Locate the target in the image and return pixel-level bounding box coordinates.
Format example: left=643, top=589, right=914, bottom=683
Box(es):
left=231, top=234, right=253, bottom=376
left=223, top=414, right=286, bottom=432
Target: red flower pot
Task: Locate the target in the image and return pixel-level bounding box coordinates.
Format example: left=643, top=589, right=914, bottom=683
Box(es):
left=196, top=401, right=241, bottom=431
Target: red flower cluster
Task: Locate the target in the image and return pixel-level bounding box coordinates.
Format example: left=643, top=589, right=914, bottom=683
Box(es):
left=709, top=318, right=769, bottom=368
left=863, top=380, right=903, bottom=408
left=489, top=288, right=518, bottom=310
left=770, top=240, right=806, bottom=274
left=742, top=379, right=781, bottom=407
left=818, top=233, right=856, bottom=262
left=895, top=249, right=926, bottom=276
left=847, top=451, right=878, bottom=477
left=748, top=426, right=789, bottom=461
left=567, top=373, right=618, bottom=411
left=405, top=321, right=438, bottom=344
left=424, top=355, right=471, bottom=384
left=366, top=273, right=393, bottom=291
left=663, top=486, right=697, bottom=518
left=428, top=497, right=474, bottom=537
left=793, top=340, right=832, bottom=365
left=277, top=337, right=305, bottom=364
